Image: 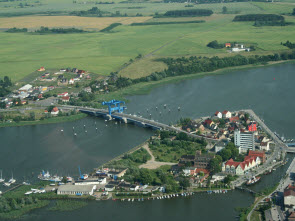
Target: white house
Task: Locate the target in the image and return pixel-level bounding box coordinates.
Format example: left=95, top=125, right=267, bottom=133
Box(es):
left=222, top=110, right=232, bottom=119
left=130, top=185, right=140, bottom=191
left=260, top=142, right=270, bottom=151
left=69, top=78, right=74, bottom=85
left=104, top=184, right=115, bottom=192
left=214, top=111, right=222, bottom=119
left=50, top=107, right=59, bottom=116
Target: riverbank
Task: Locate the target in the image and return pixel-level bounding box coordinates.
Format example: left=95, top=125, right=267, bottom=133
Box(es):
left=97, top=60, right=295, bottom=103
left=0, top=113, right=87, bottom=128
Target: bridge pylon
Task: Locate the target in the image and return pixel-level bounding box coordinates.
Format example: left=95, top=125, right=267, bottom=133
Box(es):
left=101, top=100, right=126, bottom=116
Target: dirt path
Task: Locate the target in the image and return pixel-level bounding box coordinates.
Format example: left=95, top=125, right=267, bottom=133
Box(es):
left=139, top=143, right=176, bottom=169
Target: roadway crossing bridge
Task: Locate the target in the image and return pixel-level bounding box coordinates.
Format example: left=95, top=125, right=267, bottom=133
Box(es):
left=60, top=105, right=219, bottom=143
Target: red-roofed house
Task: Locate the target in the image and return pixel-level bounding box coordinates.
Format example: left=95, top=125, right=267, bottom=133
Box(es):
left=248, top=150, right=266, bottom=163
left=51, top=107, right=59, bottom=116
left=248, top=123, right=257, bottom=132
left=61, top=96, right=70, bottom=103
left=203, top=119, right=213, bottom=128
left=225, top=43, right=231, bottom=48
left=37, top=67, right=45, bottom=72
left=222, top=110, right=232, bottom=119
left=223, top=154, right=261, bottom=175
left=229, top=116, right=239, bottom=123
left=57, top=92, right=68, bottom=97
left=214, top=111, right=222, bottom=119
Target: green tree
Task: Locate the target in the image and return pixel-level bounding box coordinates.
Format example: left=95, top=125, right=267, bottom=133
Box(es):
left=222, top=6, right=228, bottom=14
left=209, top=157, right=222, bottom=174
left=160, top=130, right=170, bottom=140
left=29, top=112, right=36, bottom=121
left=292, top=8, right=295, bottom=15
left=219, top=148, right=232, bottom=161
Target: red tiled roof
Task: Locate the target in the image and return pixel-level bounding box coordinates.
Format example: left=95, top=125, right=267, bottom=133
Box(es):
left=61, top=96, right=70, bottom=100
left=284, top=189, right=295, bottom=197
left=222, top=110, right=229, bottom=114
left=229, top=116, right=239, bottom=122
left=204, top=119, right=213, bottom=125
left=195, top=168, right=210, bottom=175
left=52, top=107, right=58, bottom=112
left=215, top=111, right=221, bottom=116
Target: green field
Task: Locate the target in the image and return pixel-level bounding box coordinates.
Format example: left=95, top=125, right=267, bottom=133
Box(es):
left=0, top=1, right=294, bottom=81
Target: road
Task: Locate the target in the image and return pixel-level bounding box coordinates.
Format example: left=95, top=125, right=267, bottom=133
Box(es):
left=139, top=143, right=176, bottom=169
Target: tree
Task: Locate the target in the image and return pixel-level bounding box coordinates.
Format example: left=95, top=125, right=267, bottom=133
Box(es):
left=292, top=8, right=295, bottom=15
left=29, top=112, right=35, bottom=121
left=219, top=148, right=232, bottom=161
left=222, top=6, right=228, bottom=14
left=160, top=130, right=170, bottom=140
left=179, top=176, right=190, bottom=188
left=0, top=102, right=5, bottom=109
left=209, top=158, right=222, bottom=174
left=176, top=132, right=188, bottom=141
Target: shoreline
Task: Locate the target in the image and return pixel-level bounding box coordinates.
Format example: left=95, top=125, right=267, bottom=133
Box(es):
left=99, top=59, right=295, bottom=103
left=0, top=113, right=87, bottom=128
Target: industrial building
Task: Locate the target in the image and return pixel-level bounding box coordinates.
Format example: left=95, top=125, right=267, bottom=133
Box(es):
left=57, top=184, right=96, bottom=196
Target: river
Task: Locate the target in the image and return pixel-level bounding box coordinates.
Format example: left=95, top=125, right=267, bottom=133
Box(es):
left=0, top=63, right=294, bottom=220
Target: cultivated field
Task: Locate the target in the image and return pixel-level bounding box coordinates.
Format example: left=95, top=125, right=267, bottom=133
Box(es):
left=0, top=16, right=151, bottom=30
left=0, top=1, right=294, bottom=81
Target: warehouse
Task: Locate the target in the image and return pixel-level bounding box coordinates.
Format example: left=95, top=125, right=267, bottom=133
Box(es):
left=57, top=185, right=96, bottom=196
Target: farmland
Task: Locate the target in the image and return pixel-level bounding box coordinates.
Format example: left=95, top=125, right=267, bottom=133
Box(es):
left=0, top=1, right=294, bottom=81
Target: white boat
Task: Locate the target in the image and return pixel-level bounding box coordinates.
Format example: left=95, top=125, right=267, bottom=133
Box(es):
left=3, top=182, right=11, bottom=187
left=8, top=173, right=16, bottom=184
left=38, top=170, right=51, bottom=181
left=0, top=191, right=2, bottom=194
left=0, top=170, right=5, bottom=183
left=22, top=182, right=30, bottom=185
left=25, top=191, right=33, bottom=195
left=66, top=176, right=73, bottom=182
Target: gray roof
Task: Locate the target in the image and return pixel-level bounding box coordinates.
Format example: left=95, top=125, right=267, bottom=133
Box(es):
left=58, top=184, right=95, bottom=192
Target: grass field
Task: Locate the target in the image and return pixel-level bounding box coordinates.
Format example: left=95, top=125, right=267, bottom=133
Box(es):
left=0, top=16, right=151, bottom=30
left=0, top=2, right=294, bottom=81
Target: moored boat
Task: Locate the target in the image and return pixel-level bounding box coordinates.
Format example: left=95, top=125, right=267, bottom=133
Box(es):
left=246, top=176, right=261, bottom=185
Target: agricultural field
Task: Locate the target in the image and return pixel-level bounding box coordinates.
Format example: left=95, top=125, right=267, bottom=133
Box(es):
left=0, top=16, right=151, bottom=31
left=0, top=1, right=294, bottom=81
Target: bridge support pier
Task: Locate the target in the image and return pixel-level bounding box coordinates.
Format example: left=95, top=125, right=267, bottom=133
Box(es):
left=122, top=117, right=127, bottom=124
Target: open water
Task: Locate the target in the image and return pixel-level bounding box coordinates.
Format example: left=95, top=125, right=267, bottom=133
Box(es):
left=0, top=63, right=294, bottom=220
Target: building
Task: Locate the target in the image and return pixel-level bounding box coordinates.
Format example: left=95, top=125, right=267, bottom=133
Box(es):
left=234, top=129, right=255, bottom=153
left=248, top=122, right=257, bottom=132
left=57, top=184, right=96, bottom=195
left=223, top=155, right=261, bottom=175
left=225, top=43, right=231, bottom=48
left=178, top=155, right=195, bottom=167
left=61, top=96, right=70, bottom=102
left=130, top=185, right=140, bottom=191
left=51, top=107, right=59, bottom=116
left=260, top=142, right=270, bottom=151
left=104, top=184, right=115, bottom=191
left=203, top=119, right=213, bottom=128
left=194, top=150, right=214, bottom=170
left=247, top=150, right=266, bottom=163
left=214, top=111, right=222, bottom=119
left=284, top=185, right=295, bottom=207
left=75, top=177, right=106, bottom=185
left=37, top=67, right=45, bottom=71
left=229, top=116, right=239, bottom=123
left=210, top=174, right=226, bottom=184
left=58, top=92, right=68, bottom=97
left=214, top=141, right=227, bottom=153
left=222, top=110, right=232, bottom=119
left=18, top=84, right=32, bottom=92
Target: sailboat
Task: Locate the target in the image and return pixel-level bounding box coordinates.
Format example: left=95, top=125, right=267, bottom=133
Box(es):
left=8, top=172, right=16, bottom=184
left=0, top=170, right=5, bottom=183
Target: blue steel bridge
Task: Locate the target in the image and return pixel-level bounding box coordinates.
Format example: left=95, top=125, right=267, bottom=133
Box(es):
left=60, top=101, right=219, bottom=143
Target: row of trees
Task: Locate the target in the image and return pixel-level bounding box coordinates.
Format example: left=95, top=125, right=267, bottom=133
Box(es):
left=113, top=51, right=295, bottom=91
left=163, top=9, right=213, bottom=17
left=100, top=23, right=122, bottom=32
left=233, top=14, right=285, bottom=22
left=35, top=27, right=86, bottom=34
left=282, top=40, right=295, bottom=49
left=6, top=27, right=28, bottom=33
